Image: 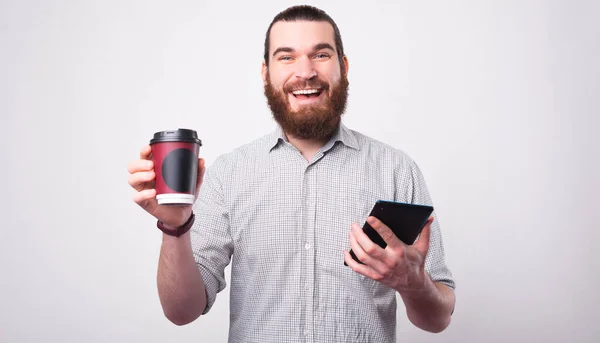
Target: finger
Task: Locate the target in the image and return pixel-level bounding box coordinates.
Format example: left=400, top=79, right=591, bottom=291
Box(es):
left=140, top=145, right=152, bottom=160
left=127, top=159, right=154, bottom=174
left=132, top=188, right=157, bottom=209
left=349, top=224, right=388, bottom=273
left=196, top=158, right=205, bottom=189
left=128, top=171, right=156, bottom=191
left=414, top=216, right=434, bottom=256
left=343, top=250, right=384, bottom=282
left=367, top=216, right=403, bottom=248
left=193, top=158, right=205, bottom=199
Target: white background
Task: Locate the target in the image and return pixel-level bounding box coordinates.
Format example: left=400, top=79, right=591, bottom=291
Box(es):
left=1, top=0, right=599, bottom=342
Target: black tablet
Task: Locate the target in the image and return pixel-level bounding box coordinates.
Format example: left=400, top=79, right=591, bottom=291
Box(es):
left=347, top=200, right=434, bottom=265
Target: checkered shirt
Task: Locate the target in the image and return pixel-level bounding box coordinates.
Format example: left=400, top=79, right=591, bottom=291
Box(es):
left=190, top=123, right=455, bottom=343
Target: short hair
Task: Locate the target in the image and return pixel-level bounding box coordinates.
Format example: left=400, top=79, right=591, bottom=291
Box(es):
left=263, top=5, right=345, bottom=67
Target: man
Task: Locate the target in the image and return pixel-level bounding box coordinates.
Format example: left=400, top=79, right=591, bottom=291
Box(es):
left=128, top=5, right=455, bottom=342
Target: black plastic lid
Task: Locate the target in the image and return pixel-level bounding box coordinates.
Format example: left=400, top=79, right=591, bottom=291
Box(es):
left=150, top=129, right=202, bottom=145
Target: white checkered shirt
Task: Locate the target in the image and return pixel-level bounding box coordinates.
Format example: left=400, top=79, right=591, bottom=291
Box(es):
left=190, top=123, right=455, bottom=342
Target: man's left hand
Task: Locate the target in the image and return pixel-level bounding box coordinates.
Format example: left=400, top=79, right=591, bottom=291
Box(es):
left=344, top=216, right=434, bottom=297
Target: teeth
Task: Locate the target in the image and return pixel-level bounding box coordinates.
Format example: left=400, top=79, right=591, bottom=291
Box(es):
left=292, top=89, right=320, bottom=95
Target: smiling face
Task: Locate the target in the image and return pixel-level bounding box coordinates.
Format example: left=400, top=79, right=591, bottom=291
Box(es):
left=262, top=20, right=349, bottom=140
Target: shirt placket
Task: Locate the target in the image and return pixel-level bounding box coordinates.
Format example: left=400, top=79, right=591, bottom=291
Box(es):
left=301, top=163, right=317, bottom=342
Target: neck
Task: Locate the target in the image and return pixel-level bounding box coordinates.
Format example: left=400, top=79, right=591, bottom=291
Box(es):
left=285, top=133, right=330, bottom=162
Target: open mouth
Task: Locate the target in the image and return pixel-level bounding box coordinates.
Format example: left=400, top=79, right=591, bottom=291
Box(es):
left=290, top=88, right=323, bottom=100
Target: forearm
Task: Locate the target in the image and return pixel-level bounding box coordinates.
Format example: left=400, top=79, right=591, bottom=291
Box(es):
left=400, top=277, right=455, bottom=333
left=157, top=231, right=207, bottom=325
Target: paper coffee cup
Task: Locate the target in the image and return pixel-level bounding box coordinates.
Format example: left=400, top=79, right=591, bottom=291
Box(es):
left=149, top=129, right=202, bottom=205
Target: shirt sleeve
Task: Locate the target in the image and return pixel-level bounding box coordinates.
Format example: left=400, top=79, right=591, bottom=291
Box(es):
left=397, top=158, right=456, bottom=290
left=190, top=156, right=234, bottom=314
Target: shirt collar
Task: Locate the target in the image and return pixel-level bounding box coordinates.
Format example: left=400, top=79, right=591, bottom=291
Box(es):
left=267, top=122, right=360, bottom=152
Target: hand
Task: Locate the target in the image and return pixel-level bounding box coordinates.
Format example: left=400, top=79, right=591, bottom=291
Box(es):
left=344, top=216, right=434, bottom=297
left=127, top=145, right=206, bottom=228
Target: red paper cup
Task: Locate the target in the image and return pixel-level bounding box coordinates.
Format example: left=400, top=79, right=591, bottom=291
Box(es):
left=149, top=129, right=202, bottom=205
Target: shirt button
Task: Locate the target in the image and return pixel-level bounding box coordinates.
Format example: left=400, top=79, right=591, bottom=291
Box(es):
left=304, top=243, right=311, bottom=250
left=304, top=330, right=309, bottom=336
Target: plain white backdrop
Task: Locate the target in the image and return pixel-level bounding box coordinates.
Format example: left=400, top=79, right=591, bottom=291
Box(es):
left=1, top=0, right=599, bottom=342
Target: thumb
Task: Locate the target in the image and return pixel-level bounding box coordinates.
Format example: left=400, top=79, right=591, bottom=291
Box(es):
left=195, top=158, right=206, bottom=197
left=414, top=216, right=433, bottom=256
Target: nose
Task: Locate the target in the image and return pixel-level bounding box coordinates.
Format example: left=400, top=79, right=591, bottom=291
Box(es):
left=294, top=56, right=317, bottom=80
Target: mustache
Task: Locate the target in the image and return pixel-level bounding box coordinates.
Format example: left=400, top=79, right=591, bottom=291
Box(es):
left=283, top=78, right=330, bottom=93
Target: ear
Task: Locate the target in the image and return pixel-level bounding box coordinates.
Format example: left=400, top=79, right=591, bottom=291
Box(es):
left=342, top=55, right=349, bottom=76
left=261, top=61, right=268, bottom=86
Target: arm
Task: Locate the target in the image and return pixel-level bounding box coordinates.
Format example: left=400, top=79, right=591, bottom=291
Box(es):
left=400, top=158, right=456, bottom=331
left=128, top=148, right=208, bottom=325
left=344, top=216, right=456, bottom=333
left=129, top=148, right=229, bottom=324
left=401, top=279, right=455, bottom=333
left=157, top=230, right=207, bottom=326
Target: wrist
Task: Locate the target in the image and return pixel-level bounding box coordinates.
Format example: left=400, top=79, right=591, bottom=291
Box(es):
left=157, top=213, right=195, bottom=237
left=161, top=228, right=192, bottom=243
left=397, top=269, right=435, bottom=300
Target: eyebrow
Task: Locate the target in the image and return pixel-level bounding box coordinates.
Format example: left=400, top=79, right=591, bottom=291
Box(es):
left=272, top=43, right=336, bottom=58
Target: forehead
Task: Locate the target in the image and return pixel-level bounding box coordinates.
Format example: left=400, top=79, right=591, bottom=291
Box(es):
left=269, top=20, right=336, bottom=53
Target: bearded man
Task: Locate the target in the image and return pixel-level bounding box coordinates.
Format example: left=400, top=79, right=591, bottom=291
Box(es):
left=128, top=5, right=456, bottom=343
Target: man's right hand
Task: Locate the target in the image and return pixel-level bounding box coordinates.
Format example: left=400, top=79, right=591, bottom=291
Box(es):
left=127, top=145, right=206, bottom=228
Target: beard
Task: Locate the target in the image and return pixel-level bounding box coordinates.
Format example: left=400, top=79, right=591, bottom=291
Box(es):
left=264, top=70, right=349, bottom=140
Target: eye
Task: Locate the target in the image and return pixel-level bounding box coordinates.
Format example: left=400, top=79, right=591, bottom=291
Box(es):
left=279, top=56, right=293, bottom=61
left=315, top=53, right=330, bottom=59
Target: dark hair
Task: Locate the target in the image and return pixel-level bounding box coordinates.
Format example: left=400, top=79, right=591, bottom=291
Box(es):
left=263, top=5, right=345, bottom=67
